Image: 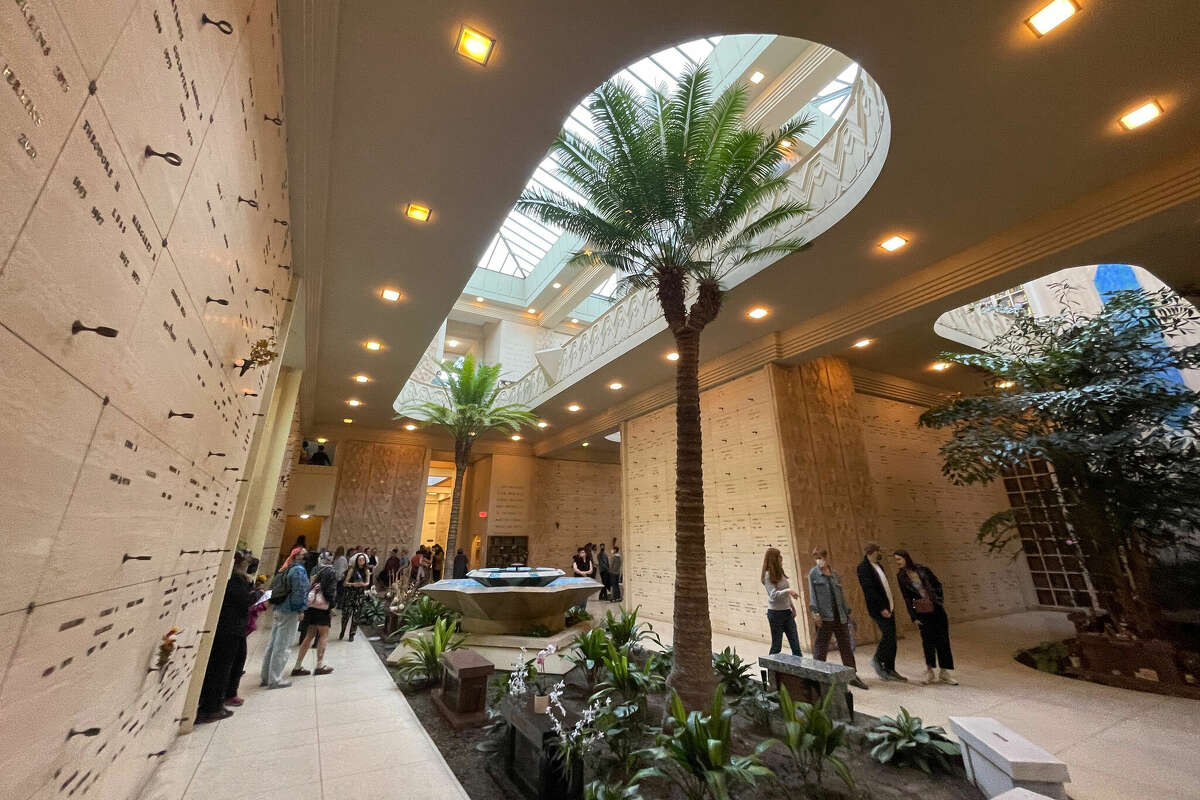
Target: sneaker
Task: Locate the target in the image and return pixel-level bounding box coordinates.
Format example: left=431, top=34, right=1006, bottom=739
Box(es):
left=314, top=665, right=334, bottom=675
left=920, top=668, right=936, bottom=685
left=887, top=670, right=909, bottom=682
left=291, top=667, right=311, bottom=676
left=871, top=656, right=888, bottom=680
left=850, top=676, right=870, bottom=690
left=224, top=696, right=244, bottom=706
left=267, top=680, right=292, bottom=689
left=938, top=669, right=959, bottom=685
left=195, top=708, right=234, bottom=724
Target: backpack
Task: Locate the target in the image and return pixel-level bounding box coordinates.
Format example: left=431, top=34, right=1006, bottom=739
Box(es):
left=268, top=567, right=291, bottom=605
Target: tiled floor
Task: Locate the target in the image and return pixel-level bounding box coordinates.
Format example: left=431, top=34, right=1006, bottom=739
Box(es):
left=641, top=607, right=1200, bottom=800
left=138, top=617, right=468, bottom=800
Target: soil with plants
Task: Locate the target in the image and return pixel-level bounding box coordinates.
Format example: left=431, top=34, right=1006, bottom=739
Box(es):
left=366, top=604, right=982, bottom=800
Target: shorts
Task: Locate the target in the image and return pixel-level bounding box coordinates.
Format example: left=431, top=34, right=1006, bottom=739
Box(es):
left=303, top=607, right=331, bottom=627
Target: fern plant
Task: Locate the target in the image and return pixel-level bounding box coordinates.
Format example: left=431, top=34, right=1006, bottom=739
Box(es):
left=602, top=605, right=662, bottom=652
left=867, top=707, right=961, bottom=774
left=777, top=684, right=854, bottom=790
left=393, top=617, right=465, bottom=686
left=711, top=647, right=754, bottom=696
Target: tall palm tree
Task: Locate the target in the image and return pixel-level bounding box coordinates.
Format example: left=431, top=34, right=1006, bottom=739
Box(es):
left=399, top=353, right=536, bottom=565
left=518, top=66, right=813, bottom=708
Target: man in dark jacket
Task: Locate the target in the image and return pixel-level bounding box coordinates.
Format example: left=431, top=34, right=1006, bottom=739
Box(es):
left=452, top=548, right=469, bottom=578
left=197, top=553, right=255, bottom=722
left=855, top=542, right=907, bottom=682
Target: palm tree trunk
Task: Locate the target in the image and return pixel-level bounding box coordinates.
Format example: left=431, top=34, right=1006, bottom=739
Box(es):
left=444, top=439, right=471, bottom=562
left=667, top=325, right=716, bottom=709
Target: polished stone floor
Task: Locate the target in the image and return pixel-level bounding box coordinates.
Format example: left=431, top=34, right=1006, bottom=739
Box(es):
left=138, top=618, right=468, bottom=800
left=639, top=606, right=1200, bottom=800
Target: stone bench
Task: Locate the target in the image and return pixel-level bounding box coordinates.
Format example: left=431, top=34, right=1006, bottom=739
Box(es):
left=758, top=654, right=857, bottom=721
left=993, top=789, right=1057, bottom=800
left=949, top=717, right=1070, bottom=800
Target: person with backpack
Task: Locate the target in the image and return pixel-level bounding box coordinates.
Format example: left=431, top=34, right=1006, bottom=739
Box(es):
left=259, top=546, right=309, bottom=689
left=291, top=553, right=337, bottom=676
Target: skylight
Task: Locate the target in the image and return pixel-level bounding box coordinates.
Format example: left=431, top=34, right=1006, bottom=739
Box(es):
left=813, top=63, right=858, bottom=117
left=476, top=37, right=723, bottom=279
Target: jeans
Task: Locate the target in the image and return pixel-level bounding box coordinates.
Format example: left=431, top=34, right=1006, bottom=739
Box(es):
left=260, top=608, right=299, bottom=686
left=813, top=620, right=856, bottom=668
left=766, top=609, right=802, bottom=656
left=915, top=605, right=954, bottom=669
left=871, top=614, right=897, bottom=672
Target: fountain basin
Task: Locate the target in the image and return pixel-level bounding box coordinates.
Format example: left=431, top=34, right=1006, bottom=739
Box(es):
left=422, top=575, right=600, bottom=634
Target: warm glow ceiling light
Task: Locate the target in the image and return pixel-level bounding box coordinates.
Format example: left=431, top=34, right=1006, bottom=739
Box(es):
left=747, top=307, right=769, bottom=320
left=316, top=437, right=327, bottom=443
left=570, top=318, right=579, bottom=324
left=347, top=399, right=361, bottom=407
left=930, top=361, right=952, bottom=372
left=879, top=235, right=908, bottom=252
left=567, top=403, right=581, bottom=412
left=300, top=513, right=310, bottom=519
left=1025, top=0, right=1080, bottom=37
left=380, top=288, right=402, bottom=302
left=608, top=382, right=623, bottom=391
left=852, top=338, right=872, bottom=349
left=404, top=423, right=417, bottom=431
left=511, top=434, right=522, bottom=441
left=354, top=374, right=370, bottom=383
left=537, top=421, right=548, bottom=428
left=1119, top=99, right=1164, bottom=130
left=778, top=138, right=793, bottom=150
left=405, top=202, right=431, bottom=222
left=528, top=308, right=536, bottom=314
left=455, top=24, right=495, bottom=66
left=749, top=70, right=765, bottom=84
left=447, top=339, right=460, bottom=348
left=476, top=296, right=485, bottom=303
left=552, top=282, right=562, bottom=289
left=364, top=340, right=382, bottom=351
left=581, top=441, right=589, bottom=447
left=666, top=351, right=679, bottom=361
left=343, top=418, right=353, bottom=423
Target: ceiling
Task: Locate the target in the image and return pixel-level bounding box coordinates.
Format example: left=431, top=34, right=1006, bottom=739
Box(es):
left=281, top=0, right=1200, bottom=444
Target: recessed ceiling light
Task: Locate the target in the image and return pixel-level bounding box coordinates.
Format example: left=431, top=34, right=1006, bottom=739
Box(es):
left=567, top=403, right=581, bottom=412
left=666, top=351, right=680, bottom=361
left=403, top=423, right=417, bottom=431
left=447, top=339, right=460, bottom=348
left=749, top=70, right=765, bottom=84
left=930, top=361, right=952, bottom=372
left=996, top=380, right=1016, bottom=389
left=1119, top=99, right=1163, bottom=130
left=747, top=307, right=769, bottom=320
left=879, top=235, right=908, bottom=252
left=455, top=24, right=495, bottom=66
left=1025, top=0, right=1080, bottom=37
left=511, top=434, right=522, bottom=441
left=347, top=399, right=361, bottom=407
left=300, top=513, right=310, bottom=519
left=354, top=374, right=370, bottom=383
left=608, top=382, right=623, bottom=390
left=343, top=418, right=353, bottom=424
left=581, top=441, right=589, bottom=447
left=316, top=437, right=327, bottom=443
left=570, top=318, right=579, bottom=324
left=852, top=338, right=872, bottom=349
left=552, top=282, right=562, bottom=289
left=528, top=308, right=536, bottom=314
left=537, top=421, right=548, bottom=428
left=405, top=202, right=431, bottom=222
left=476, top=296, right=485, bottom=303
left=778, top=138, right=793, bottom=150
left=380, top=288, right=402, bottom=302
left=364, top=340, right=382, bottom=351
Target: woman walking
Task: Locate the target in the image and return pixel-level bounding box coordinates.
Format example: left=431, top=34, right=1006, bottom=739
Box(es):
left=808, top=548, right=869, bottom=690
left=761, top=547, right=803, bottom=657
left=893, top=549, right=958, bottom=685
left=339, top=552, right=371, bottom=641
left=292, top=553, right=337, bottom=676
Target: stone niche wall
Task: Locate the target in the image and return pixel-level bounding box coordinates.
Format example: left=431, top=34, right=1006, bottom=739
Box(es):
left=856, top=393, right=1031, bottom=621
left=532, top=459, right=623, bottom=571
left=0, top=2, right=291, bottom=798
left=327, top=441, right=430, bottom=554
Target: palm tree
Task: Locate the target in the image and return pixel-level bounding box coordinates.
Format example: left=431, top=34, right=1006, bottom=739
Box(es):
left=517, top=66, right=813, bottom=707
left=399, top=353, right=536, bottom=564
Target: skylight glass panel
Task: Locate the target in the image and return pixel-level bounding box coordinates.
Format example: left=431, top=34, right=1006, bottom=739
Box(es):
left=814, top=63, right=858, bottom=117
left=475, top=37, right=722, bottom=279
left=592, top=272, right=624, bottom=299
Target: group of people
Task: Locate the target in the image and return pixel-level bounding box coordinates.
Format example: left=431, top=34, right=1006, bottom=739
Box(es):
left=762, top=542, right=957, bottom=687
left=571, top=542, right=623, bottom=605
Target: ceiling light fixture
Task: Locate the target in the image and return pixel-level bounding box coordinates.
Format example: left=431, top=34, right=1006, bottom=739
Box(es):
left=364, top=340, right=382, bottom=351
left=666, top=351, right=679, bottom=361
left=404, top=423, right=417, bottom=431
left=570, top=318, right=579, bottom=324
left=930, top=361, right=952, bottom=372
left=347, top=399, right=361, bottom=407
left=447, top=339, right=460, bottom=348
left=747, top=307, right=769, bottom=320
left=852, top=338, right=872, bottom=349
left=316, top=437, right=327, bottom=444
left=511, top=434, right=522, bottom=441
left=879, top=235, right=908, bottom=252
left=354, top=374, right=370, bottom=383
left=608, top=382, right=623, bottom=391
left=343, top=418, right=353, bottom=424
left=1119, top=99, right=1164, bottom=130
left=1025, top=0, right=1080, bottom=37
left=528, top=308, right=536, bottom=314
left=299, top=513, right=310, bottom=519
left=537, top=421, right=548, bottom=428
left=455, top=24, right=495, bottom=66
left=567, top=403, right=581, bottom=412
left=778, top=138, right=793, bottom=150
left=581, top=441, right=589, bottom=447
left=749, top=70, right=765, bottom=84
left=405, top=202, right=431, bottom=222
left=476, top=296, right=485, bottom=303
left=552, top=282, right=562, bottom=289
left=380, top=288, right=402, bottom=302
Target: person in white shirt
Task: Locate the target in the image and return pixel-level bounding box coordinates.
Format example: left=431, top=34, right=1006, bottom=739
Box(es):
left=855, top=542, right=907, bottom=682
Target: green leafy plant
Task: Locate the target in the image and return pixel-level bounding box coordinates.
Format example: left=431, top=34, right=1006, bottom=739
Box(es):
left=585, top=777, right=645, bottom=800
left=1018, top=640, right=1071, bottom=675
left=777, top=683, right=854, bottom=790
left=635, top=686, right=773, bottom=800
left=592, top=642, right=667, bottom=775
left=354, top=592, right=387, bottom=628
left=711, top=647, right=753, bottom=696
left=593, top=641, right=666, bottom=706
left=867, top=707, right=960, bottom=774
left=397, top=352, right=537, bottom=558
left=566, top=606, right=594, bottom=627
left=645, top=645, right=673, bottom=681
left=731, top=683, right=777, bottom=732
left=400, top=594, right=459, bottom=631
left=519, top=65, right=815, bottom=707
left=393, top=617, right=465, bottom=686
left=568, top=626, right=610, bottom=689
left=919, top=285, right=1200, bottom=637
left=602, top=605, right=662, bottom=652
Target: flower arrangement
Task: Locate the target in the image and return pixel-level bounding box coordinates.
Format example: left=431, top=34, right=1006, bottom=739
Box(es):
left=154, top=627, right=179, bottom=679
left=236, top=337, right=279, bottom=376
left=507, top=643, right=558, bottom=702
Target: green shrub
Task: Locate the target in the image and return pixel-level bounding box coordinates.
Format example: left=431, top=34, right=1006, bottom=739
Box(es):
left=636, top=686, right=773, bottom=800
left=393, top=617, right=465, bottom=686
left=592, top=641, right=666, bottom=705
left=645, top=645, right=673, bottom=680
left=400, top=594, right=458, bottom=631
left=602, top=605, right=662, bottom=652
left=355, top=593, right=387, bottom=628
left=711, top=647, right=754, bottom=696
left=567, top=626, right=610, bottom=689
left=866, top=707, right=960, bottom=774
left=777, top=683, right=854, bottom=790
left=566, top=606, right=593, bottom=627
left=731, top=683, right=777, bottom=731
left=585, top=778, right=645, bottom=800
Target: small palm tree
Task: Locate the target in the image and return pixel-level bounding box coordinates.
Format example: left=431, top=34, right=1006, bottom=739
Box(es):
left=399, top=353, right=536, bottom=562
left=518, top=66, right=813, bottom=707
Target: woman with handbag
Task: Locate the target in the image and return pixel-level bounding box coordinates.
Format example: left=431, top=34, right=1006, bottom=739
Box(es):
left=762, top=547, right=803, bottom=656
left=893, top=549, right=958, bottom=685
left=292, top=554, right=337, bottom=676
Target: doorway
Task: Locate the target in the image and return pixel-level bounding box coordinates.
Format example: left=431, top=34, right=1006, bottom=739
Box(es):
left=421, top=461, right=456, bottom=552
